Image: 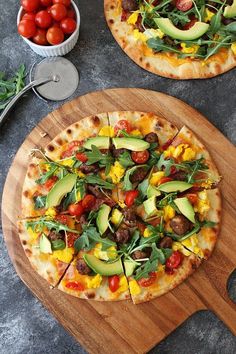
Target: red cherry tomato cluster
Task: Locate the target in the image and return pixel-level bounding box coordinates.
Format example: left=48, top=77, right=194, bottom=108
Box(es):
left=18, top=0, right=77, bottom=46
left=68, top=194, right=96, bottom=217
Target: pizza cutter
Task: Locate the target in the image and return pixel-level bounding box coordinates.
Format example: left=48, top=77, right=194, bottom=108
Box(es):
left=0, top=57, right=79, bottom=127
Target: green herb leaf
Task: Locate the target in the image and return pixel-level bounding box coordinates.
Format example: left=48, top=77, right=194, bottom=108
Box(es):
left=36, top=165, right=58, bottom=185
left=26, top=218, right=80, bottom=235
left=85, top=145, right=114, bottom=175
left=34, top=195, right=47, bottom=209
left=123, top=165, right=148, bottom=191
left=118, top=151, right=135, bottom=168
left=85, top=175, right=114, bottom=190
left=51, top=239, right=66, bottom=250
left=74, top=226, right=116, bottom=252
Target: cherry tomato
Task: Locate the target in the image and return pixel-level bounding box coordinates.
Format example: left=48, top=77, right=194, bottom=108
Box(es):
left=76, top=152, right=88, bottom=163
left=108, top=275, right=120, bottom=292
left=46, top=26, right=64, bottom=44
left=53, top=0, right=71, bottom=6
left=67, top=7, right=75, bottom=18
left=170, top=166, right=177, bottom=175
left=50, top=3, right=67, bottom=21
left=137, top=221, right=146, bottom=235
left=183, top=17, right=197, bottom=30
left=158, top=176, right=173, bottom=185
left=176, top=0, right=193, bottom=12
left=35, top=10, right=52, bottom=28
left=44, top=175, right=58, bottom=190
left=32, top=28, right=48, bottom=44
left=18, top=20, right=37, bottom=38
left=114, top=119, right=132, bottom=135
left=68, top=202, right=84, bottom=217
left=138, top=272, right=156, bottom=287
left=81, top=194, right=96, bottom=211
left=165, top=251, right=183, bottom=270
left=22, top=12, right=36, bottom=21
left=131, top=150, right=150, bottom=164
left=67, top=232, right=79, bottom=247
left=61, top=140, right=80, bottom=158
left=186, top=193, right=198, bottom=205
left=21, top=0, right=40, bottom=12
left=55, top=214, right=70, bottom=225
left=40, top=0, right=52, bottom=6
left=147, top=217, right=161, bottom=227
left=65, top=281, right=85, bottom=291
left=125, top=190, right=139, bottom=207
left=60, top=17, right=76, bottom=34
left=161, top=138, right=173, bottom=151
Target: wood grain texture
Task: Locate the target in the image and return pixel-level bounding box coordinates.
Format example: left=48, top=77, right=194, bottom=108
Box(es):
left=2, top=88, right=236, bottom=354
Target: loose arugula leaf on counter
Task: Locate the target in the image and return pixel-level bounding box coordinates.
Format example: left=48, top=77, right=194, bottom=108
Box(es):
left=0, top=64, right=26, bottom=110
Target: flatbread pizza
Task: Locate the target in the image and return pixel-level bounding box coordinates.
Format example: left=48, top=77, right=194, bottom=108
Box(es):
left=104, top=0, right=236, bottom=79
left=18, top=111, right=221, bottom=303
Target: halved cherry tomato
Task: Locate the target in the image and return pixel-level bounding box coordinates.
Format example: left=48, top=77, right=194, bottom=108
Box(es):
left=137, top=221, right=146, bottom=235
left=35, top=10, right=52, bottom=28
left=18, top=20, right=37, bottom=38
left=81, top=194, right=96, bottom=211
left=161, top=138, right=173, bottom=151
left=131, top=150, right=150, bottom=164
left=60, top=17, right=76, bottom=34
left=67, top=232, right=79, bottom=247
left=68, top=202, right=84, bottom=217
left=46, top=26, right=64, bottom=44
left=186, top=193, right=198, bottom=205
left=53, top=0, right=71, bottom=6
left=125, top=190, right=139, bottom=207
left=138, top=272, right=156, bottom=287
left=61, top=140, right=80, bottom=158
left=158, top=176, right=173, bottom=185
left=176, top=0, right=193, bottom=12
left=183, top=16, right=197, bottom=30
left=114, top=119, right=132, bottom=135
left=40, top=0, right=52, bottom=6
left=165, top=251, right=183, bottom=271
left=21, top=0, right=40, bottom=12
left=22, top=12, right=36, bottom=21
left=76, top=152, right=88, bottom=163
left=65, top=281, right=85, bottom=291
left=147, top=217, right=161, bottom=227
left=50, top=3, right=67, bottom=21
left=108, top=275, right=120, bottom=292
left=44, top=175, right=58, bottom=190
left=55, top=214, right=70, bottom=225
left=32, top=28, right=48, bottom=44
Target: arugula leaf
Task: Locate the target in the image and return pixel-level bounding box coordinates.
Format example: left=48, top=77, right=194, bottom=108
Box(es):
left=34, top=195, right=47, bottom=209
left=118, top=151, right=135, bottom=168
left=147, top=37, right=182, bottom=54
left=74, top=226, right=116, bottom=252
left=123, top=165, right=148, bottom=191
left=36, top=165, right=58, bottom=185
left=26, top=218, right=80, bottom=234
left=117, top=130, right=143, bottom=139
left=138, top=177, right=149, bottom=199
left=85, top=175, right=114, bottom=190
left=161, top=247, right=173, bottom=259
left=85, top=145, right=114, bottom=175
left=166, top=220, right=217, bottom=242
left=209, top=8, right=223, bottom=34
left=134, top=243, right=160, bottom=280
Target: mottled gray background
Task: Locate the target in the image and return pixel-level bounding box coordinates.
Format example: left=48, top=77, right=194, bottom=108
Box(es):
left=0, top=0, right=236, bottom=353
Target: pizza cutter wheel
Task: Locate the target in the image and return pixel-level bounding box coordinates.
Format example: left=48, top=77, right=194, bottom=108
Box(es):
left=0, top=57, right=79, bottom=127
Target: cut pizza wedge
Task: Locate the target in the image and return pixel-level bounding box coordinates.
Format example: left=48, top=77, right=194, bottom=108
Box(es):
left=17, top=215, right=80, bottom=286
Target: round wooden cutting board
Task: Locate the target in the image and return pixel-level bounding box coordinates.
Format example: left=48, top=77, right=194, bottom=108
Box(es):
left=2, top=88, right=236, bottom=354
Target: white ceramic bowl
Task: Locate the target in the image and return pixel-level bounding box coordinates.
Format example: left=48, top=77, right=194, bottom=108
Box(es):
left=17, top=1, right=80, bottom=57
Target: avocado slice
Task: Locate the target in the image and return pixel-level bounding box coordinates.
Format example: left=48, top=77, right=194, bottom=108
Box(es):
left=46, top=174, right=77, bottom=208
left=174, top=197, right=195, bottom=223
left=154, top=18, right=209, bottom=40
left=124, top=260, right=137, bottom=277
left=83, top=136, right=110, bottom=150
left=158, top=181, right=193, bottom=193
left=143, top=196, right=158, bottom=218
left=39, top=234, right=52, bottom=254
left=147, top=184, right=161, bottom=198
left=96, top=204, right=111, bottom=235
left=112, top=137, right=150, bottom=151
left=224, top=0, right=236, bottom=18
left=83, top=254, right=123, bottom=276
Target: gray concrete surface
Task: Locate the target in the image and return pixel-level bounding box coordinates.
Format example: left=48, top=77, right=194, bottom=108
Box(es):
left=0, top=0, right=236, bottom=353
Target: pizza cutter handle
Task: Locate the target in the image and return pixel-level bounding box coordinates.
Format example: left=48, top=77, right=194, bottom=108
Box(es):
left=0, top=76, right=56, bottom=128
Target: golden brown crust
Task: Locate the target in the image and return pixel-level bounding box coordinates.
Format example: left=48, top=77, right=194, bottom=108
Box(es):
left=104, top=0, right=236, bottom=79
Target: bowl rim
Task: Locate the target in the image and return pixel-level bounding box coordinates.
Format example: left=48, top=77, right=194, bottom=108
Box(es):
left=17, top=0, right=80, bottom=50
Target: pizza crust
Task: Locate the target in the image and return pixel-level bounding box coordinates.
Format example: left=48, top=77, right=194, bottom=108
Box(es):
left=104, top=0, right=236, bottom=79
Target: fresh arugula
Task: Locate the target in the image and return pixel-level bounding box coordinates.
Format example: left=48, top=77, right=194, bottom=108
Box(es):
left=26, top=218, right=80, bottom=234
left=36, top=165, right=58, bottom=185
left=85, top=175, right=114, bottom=190
left=166, top=220, right=217, bottom=241
left=74, top=226, right=116, bottom=252
left=118, top=151, right=135, bottom=168
left=0, top=64, right=26, bottom=110
left=123, top=165, right=148, bottom=191
left=85, top=145, right=114, bottom=175
left=117, top=129, right=143, bottom=139
left=34, top=195, right=47, bottom=209
left=62, top=179, right=86, bottom=210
